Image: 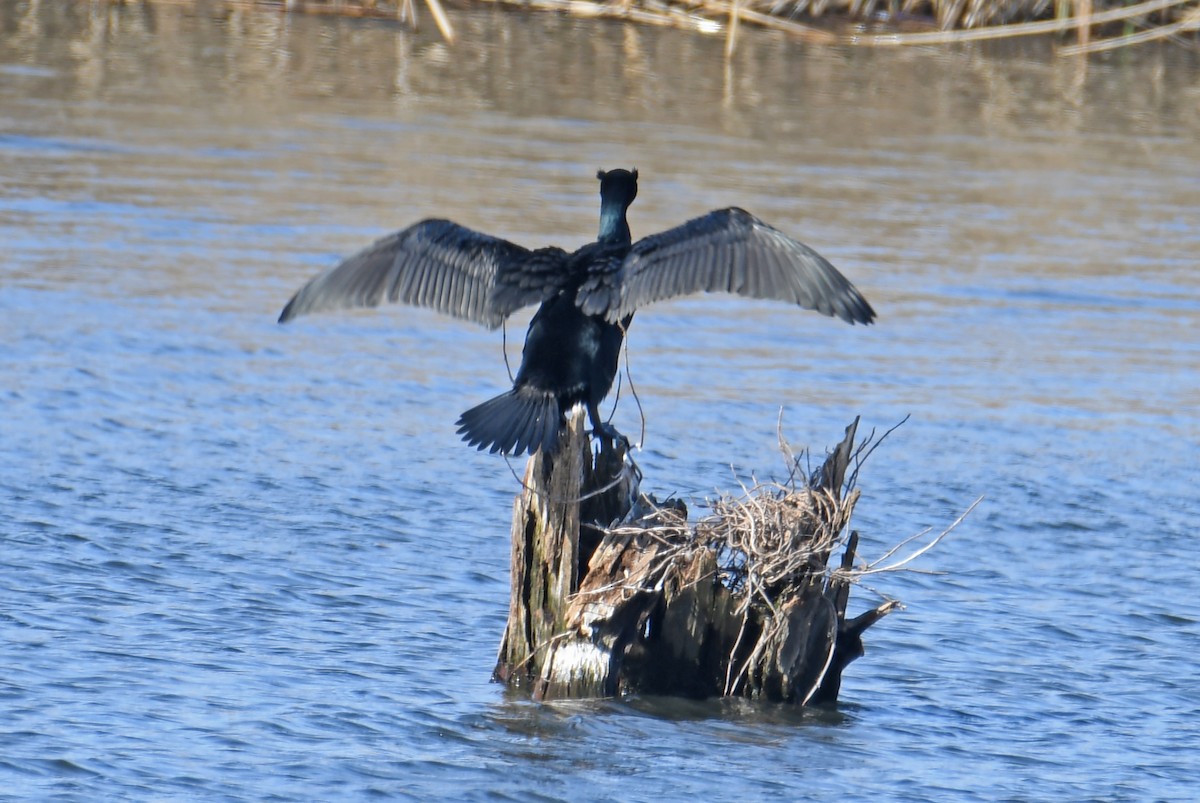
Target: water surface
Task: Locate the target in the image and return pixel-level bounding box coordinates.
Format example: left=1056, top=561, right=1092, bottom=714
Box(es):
left=2, top=3, right=1199, bottom=800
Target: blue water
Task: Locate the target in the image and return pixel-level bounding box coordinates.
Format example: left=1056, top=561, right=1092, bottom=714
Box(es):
left=3, top=3, right=1199, bottom=800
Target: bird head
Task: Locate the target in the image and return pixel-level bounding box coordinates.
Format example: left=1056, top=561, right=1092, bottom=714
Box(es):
left=595, top=168, right=638, bottom=244
left=597, top=168, right=638, bottom=208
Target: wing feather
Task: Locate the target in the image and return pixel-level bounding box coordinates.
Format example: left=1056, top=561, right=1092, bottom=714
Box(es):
left=278, top=219, right=566, bottom=329
left=592, top=208, right=875, bottom=325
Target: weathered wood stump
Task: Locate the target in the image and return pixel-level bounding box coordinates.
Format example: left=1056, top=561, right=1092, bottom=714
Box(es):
left=494, top=413, right=898, bottom=704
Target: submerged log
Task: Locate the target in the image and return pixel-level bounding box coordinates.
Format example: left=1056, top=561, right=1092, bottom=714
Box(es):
left=494, top=413, right=898, bottom=704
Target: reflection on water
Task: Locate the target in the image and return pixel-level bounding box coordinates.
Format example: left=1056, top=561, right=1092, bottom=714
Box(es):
left=2, top=1, right=1199, bottom=800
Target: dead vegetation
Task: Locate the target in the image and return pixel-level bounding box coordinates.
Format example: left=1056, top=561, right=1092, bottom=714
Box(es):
left=160, top=0, right=1200, bottom=54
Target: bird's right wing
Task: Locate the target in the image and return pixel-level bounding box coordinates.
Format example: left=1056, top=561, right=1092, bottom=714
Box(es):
left=580, top=207, right=875, bottom=325
left=278, top=219, right=567, bottom=329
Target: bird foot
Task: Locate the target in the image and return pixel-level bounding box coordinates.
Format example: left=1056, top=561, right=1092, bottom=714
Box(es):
left=591, top=421, right=631, bottom=452
left=594, top=423, right=642, bottom=484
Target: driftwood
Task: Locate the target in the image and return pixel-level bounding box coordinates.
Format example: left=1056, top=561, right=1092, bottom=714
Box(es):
left=494, top=413, right=900, bottom=704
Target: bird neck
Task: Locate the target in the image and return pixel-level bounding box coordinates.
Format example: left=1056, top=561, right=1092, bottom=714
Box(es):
left=597, top=203, right=632, bottom=245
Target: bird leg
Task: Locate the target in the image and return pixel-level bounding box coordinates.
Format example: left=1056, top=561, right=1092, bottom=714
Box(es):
left=586, top=400, right=629, bottom=452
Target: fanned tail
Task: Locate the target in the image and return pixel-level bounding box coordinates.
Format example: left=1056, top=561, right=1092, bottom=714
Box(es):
left=455, top=387, right=562, bottom=456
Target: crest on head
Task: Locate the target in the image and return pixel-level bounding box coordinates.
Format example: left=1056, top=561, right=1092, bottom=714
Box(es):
left=596, top=168, right=639, bottom=205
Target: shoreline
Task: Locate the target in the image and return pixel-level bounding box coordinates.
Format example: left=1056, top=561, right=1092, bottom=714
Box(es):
left=125, top=0, right=1200, bottom=54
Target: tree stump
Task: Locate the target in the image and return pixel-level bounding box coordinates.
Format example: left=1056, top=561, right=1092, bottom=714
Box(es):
left=494, top=413, right=898, bottom=704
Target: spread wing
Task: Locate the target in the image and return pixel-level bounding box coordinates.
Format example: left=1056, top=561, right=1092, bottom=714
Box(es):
left=578, top=208, right=875, bottom=325
left=278, top=219, right=569, bottom=329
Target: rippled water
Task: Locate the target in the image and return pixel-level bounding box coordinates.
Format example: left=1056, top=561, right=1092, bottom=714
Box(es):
left=3, top=3, right=1199, bottom=800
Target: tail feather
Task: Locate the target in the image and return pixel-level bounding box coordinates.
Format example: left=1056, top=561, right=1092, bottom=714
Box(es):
left=505, top=395, right=535, bottom=455
left=456, top=387, right=562, bottom=456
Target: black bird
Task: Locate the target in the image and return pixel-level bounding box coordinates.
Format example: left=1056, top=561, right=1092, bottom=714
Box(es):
left=279, top=169, right=874, bottom=456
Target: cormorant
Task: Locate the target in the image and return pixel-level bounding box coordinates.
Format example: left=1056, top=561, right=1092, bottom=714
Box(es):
left=279, top=169, right=874, bottom=456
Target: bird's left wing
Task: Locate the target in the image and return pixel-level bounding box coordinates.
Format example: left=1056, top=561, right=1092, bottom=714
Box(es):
left=578, top=207, right=875, bottom=325
left=279, top=219, right=567, bottom=329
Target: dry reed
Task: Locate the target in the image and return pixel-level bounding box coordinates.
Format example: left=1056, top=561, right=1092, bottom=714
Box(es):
left=161, top=0, right=1199, bottom=52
